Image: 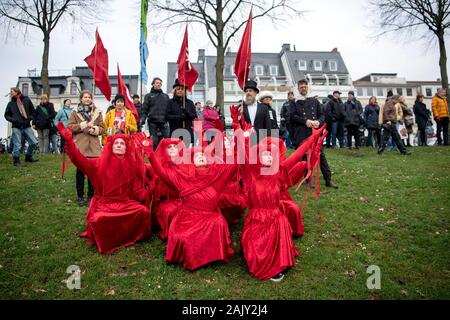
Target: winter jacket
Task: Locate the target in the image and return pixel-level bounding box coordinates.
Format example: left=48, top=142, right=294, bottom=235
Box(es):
left=431, top=95, right=449, bottom=120
left=202, top=107, right=219, bottom=131
left=141, top=88, right=170, bottom=124
left=34, top=102, right=56, bottom=130
left=167, top=96, right=197, bottom=134
left=67, top=105, right=104, bottom=157
left=379, top=98, right=403, bottom=125
left=267, top=105, right=279, bottom=130
left=102, top=108, right=138, bottom=145
left=413, top=101, right=430, bottom=130
left=363, top=104, right=380, bottom=129
left=4, top=95, right=35, bottom=129
left=54, top=106, right=73, bottom=128
left=134, top=102, right=144, bottom=123
left=344, top=99, right=363, bottom=127
left=290, top=97, right=324, bottom=146
left=325, top=96, right=346, bottom=122
left=280, top=100, right=294, bottom=128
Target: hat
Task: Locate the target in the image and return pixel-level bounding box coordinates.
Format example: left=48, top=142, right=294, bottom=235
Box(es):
left=348, top=90, right=355, bottom=96
left=259, top=91, right=273, bottom=102
left=387, top=90, right=394, bottom=97
left=173, top=78, right=186, bottom=89
left=114, top=93, right=126, bottom=103
left=333, top=90, right=342, bottom=95
left=244, top=80, right=259, bottom=94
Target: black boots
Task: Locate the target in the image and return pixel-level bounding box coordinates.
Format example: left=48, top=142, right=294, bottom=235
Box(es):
left=25, top=155, right=39, bottom=163
left=13, top=157, right=21, bottom=167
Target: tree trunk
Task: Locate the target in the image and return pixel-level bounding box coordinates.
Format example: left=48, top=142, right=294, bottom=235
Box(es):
left=437, top=32, right=449, bottom=105
left=215, top=0, right=225, bottom=114
left=41, top=32, right=51, bottom=98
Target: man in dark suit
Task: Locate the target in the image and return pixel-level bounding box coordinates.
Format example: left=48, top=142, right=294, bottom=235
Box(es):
left=238, top=80, right=271, bottom=141
left=290, top=79, right=338, bottom=189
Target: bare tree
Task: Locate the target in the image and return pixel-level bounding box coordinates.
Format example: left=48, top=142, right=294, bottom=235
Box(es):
left=150, top=0, right=302, bottom=111
left=0, top=0, right=110, bottom=97
left=371, top=0, right=450, bottom=101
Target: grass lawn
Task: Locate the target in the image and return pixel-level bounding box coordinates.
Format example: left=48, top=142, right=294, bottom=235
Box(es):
left=0, top=147, right=449, bottom=300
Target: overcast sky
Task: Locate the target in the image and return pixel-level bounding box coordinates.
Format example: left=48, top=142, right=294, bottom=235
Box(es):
left=1, top=0, right=448, bottom=138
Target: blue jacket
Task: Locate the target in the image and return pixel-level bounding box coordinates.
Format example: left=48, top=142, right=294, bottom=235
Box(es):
left=54, top=106, right=73, bottom=128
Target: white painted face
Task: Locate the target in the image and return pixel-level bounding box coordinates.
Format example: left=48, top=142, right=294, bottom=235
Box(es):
left=167, top=144, right=178, bottom=158
left=261, top=150, right=273, bottom=167
left=193, top=152, right=207, bottom=167
left=112, top=138, right=126, bottom=156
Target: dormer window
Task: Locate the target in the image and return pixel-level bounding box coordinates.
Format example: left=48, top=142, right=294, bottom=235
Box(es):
left=329, top=60, right=338, bottom=71
left=313, top=60, right=322, bottom=71
left=269, top=65, right=278, bottom=76
left=255, top=65, right=264, bottom=76
left=298, top=60, right=307, bottom=71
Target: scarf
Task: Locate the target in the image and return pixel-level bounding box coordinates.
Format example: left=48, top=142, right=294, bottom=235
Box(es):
left=16, top=94, right=28, bottom=119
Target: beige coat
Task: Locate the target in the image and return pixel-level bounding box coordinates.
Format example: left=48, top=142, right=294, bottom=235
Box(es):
left=67, top=106, right=104, bottom=157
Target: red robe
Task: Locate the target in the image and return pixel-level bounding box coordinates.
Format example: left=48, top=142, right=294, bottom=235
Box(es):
left=65, top=134, right=150, bottom=254
left=149, top=147, right=236, bottom=271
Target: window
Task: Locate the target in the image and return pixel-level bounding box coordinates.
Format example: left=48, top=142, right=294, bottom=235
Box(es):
left=377, top=87, right=384, bottom=97
left=329, top=60, right=338, bottom=71
left=426, top=88, right=432, bottom=97
left=298, top=60, right=307, bottom=71
left=269, top=65, right=278, bottom=76
left=255, top=65, right=264, bottom=76
left=406, top=88, right=413, bottom=97
left=22, top=83, right=29, bottom=96
left=50, top=87, right=60, bottom=96
left=70, top=82, right=78, bottom=95
left=397, top=88, right=403, bottom=96
left=356, top=87, right=363, bottom=96
left=313, top=60, right=322, bottom=71
left=230, top=65, right=234, bottom=76
left=367, top=87, right=374, bottom=97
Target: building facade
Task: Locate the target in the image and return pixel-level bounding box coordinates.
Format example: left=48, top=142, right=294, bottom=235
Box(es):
left=167, top=44, right=354, bottom=125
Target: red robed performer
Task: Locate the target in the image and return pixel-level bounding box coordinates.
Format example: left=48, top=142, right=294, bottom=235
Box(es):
left=177, top=25, right=199, bottom=92
left=58, top=123, right=150, bottom=254
left=84, top=28, right=112, bottom=101
left=117, top=63, right=139, bottom=123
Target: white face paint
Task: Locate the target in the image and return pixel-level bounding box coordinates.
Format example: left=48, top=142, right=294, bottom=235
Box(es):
left=193, top=152, right=207, bottom=167
left=167, top=144, right=178, bottom=158
left=261, top=150, right=273, bottom=167
left=112, top=138, right=126, bottom=156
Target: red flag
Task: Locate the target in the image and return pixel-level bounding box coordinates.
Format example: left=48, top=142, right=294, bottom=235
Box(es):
left=117, top=64, right=139, bottom=123
left=234, top=10, right=252, bottom=89
left=177, top=25, right=199, bottom=91
left=84, top=28, right=112, bottom=101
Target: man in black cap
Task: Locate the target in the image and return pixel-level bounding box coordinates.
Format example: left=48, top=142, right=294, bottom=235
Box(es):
left=325, top=90, right=346, bottom=148
left=290, top=79, right=338, bottom=188
left=236, top=80, right=271, bottom=141
left=166, top=78, right=197, bottom=145
left=141, top=77, right=170, bottom=149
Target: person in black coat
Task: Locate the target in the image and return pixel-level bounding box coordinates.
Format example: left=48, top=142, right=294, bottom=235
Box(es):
left=344, top=91, right=363, bottom=149
left=364, top=96, right=381, bottom=147
left=4, top=87, right=39, bottom=166
left=34, top=94, right=56, bottom=154
left=167, top=79, right=197, bottom=145
left=259, top=91, right=279, bottom=133
left=281, top=91, right=295, bottom=148
left=237, top=80, right=271, bottom=142
left=325, top=91, right=346, bottom=148
left=413, top=94, right=430, bottom=146
left=291, top=79, right=338, bottom=188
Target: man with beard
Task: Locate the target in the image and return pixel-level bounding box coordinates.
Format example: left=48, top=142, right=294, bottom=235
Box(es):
left=237, top=80, right=271, bottom=142
left=290, top=79, right=338, bottom=188
left=141, top=77, right=170, bottom=149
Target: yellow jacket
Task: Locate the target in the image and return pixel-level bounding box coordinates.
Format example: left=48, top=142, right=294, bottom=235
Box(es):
left=431, top=95, right=449, bottom=120
left=103, top=108, right=137, bottom=145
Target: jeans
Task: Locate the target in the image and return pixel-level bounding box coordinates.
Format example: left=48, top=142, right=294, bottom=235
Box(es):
left=12, top=127, right=37, bottom=158
left=366, top=129, right=381, bottom=147
left=49, top=133, right=59, bottom=154
left=37, top=129, right=50, bottom=154
left=436, top=117, right=449, bottom=145
left=148, top=122, right=169, bottom=150
left=327, top=121, right=345, bottom=147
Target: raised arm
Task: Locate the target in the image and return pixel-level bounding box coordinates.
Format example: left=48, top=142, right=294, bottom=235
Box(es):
left=283, top=125, right=325, bottom=169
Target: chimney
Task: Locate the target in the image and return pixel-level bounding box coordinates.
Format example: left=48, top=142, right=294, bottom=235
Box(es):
left=331, top=47, right=338, bottom=53
left=281, top=43, right=291, bottom=52
left=198, top=49, right=205, bottom=63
